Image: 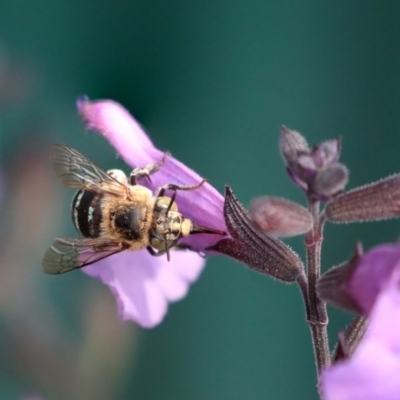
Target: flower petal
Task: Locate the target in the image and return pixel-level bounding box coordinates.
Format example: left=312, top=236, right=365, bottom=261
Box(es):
left=77, top=97, right=226, bottom=250
left=83, top=249, right=205, bottom=328
left=321, top=278, right=400, bottom=400
left=348, top=243, right=400, bottom=314
left=77, top=96, right=155, bottom=166
left=152, top=249, right=204, bottom=301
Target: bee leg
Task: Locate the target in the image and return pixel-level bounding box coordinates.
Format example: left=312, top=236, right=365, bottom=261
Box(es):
left=147, top=244, right=205, bottom=259
left=146, top=246, right=163, bottom=256
left=146, top=245, right=170, bottom=261
left=172, top=244, right=206, bottom=258
left=156, top=179, right=206, bottom=197
left=129, top=152, right=169, bottom=185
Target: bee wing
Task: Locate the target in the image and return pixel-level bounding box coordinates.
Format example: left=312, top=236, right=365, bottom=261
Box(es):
left=42, top=237, right=125, bottom=274
left=51, top=144, right=126, bottom=196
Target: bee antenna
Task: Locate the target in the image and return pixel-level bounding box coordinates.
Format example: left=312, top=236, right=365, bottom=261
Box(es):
left=166, top=192, right=177, bottom=214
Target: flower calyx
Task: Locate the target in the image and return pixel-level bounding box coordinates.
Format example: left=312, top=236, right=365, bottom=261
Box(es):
left=209, top=186, right=304, bottom=283
left=317, top=242, right=364, bottom=314
left=332, top=316, right=368, bottom=363
left=325, top=173, right=400, bottom=223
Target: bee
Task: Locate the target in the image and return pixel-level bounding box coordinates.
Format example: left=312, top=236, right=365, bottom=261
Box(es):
left=42, top=145, right=225, bottom=274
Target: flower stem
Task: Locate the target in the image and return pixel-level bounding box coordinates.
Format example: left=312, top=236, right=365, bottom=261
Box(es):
left=305, top=200, right=330, bottom=375
left=296, top=272, right=310, bottom=321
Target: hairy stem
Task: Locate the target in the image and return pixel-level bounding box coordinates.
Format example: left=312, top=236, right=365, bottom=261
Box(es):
left=305, top=201, right=330, bottom=376
left=296, top=272, right=310, bottom=321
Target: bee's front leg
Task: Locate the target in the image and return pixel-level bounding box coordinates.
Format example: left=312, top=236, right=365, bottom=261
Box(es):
left=146, top=245, right=171, bottom=261
left=129, top=152, right=169, bottom=185
left=156, top=179, right=206, bottom=198
left=146, top=244, right=205, bottom=260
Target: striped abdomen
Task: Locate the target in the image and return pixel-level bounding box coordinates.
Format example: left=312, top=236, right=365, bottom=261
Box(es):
left=71, top=190, right=103, bottom=238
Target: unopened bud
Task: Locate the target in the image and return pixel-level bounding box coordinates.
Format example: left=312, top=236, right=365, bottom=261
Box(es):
left=317, top=243, right=364, bottom=313
left=249, top=197, right=312, bottom=237
left=209, top=186, right=305, bottom=283
left=279, top=125, right=309, bottom=163
left=311, top=138, right=341, bottom=169
left=310, top=163, right=349, bottom=201
left=280, top=127, right=348, bottom=198
left=325, top=173, right=400, bottom=223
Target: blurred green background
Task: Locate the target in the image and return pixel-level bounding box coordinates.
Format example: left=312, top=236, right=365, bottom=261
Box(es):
left=1, top=1, right=400, bottom=399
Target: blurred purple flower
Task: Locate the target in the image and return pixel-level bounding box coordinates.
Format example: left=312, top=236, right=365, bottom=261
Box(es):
left=321, top=273, right=400, bottom=399
left=348, top=242, right=400, bottom=315
left=77, top=97, right=225, bottom=327
left=317, top=241, right=400, bottom=316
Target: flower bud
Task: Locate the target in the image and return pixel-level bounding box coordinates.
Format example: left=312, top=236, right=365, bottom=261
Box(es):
left=210, top=186, right=305, bottom=283
left=279, top=125, right=309, bottom=163
left=310, top=163, right=349, bottom=201
left=249, top=197, right=312, bottom=237
left=325, top=174, right=400, bottom=223
left=312, top=138, right=341, bottom=168
left=280, top=126, right=348, bottom=199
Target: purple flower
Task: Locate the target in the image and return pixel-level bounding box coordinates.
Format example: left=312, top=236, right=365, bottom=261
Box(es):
left=77, top=97, right=225, bottom=327
left=321, top=273, right=400, bottom=399
left=317, top=242, right=400, bottom=316
left=348, top=242, right=400, bottom=315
